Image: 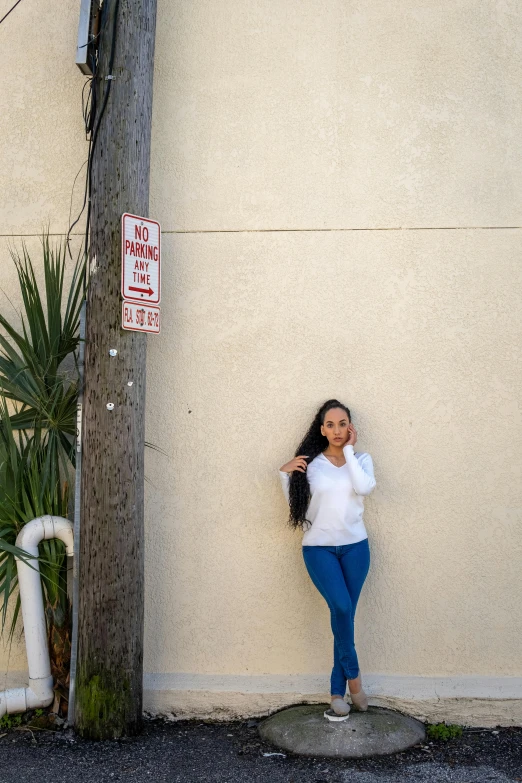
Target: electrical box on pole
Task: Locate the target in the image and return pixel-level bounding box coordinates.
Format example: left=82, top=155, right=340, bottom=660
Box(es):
left=75, top=0, right=102, bottom=75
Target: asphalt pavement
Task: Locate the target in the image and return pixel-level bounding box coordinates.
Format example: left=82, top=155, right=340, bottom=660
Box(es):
left=0, top=713, right=520, bottom=783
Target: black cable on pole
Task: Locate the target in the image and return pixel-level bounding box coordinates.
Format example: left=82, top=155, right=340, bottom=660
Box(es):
left=66, top=50, right=98, bottom=262
left=0, top=0, right=23, bottom=26
left=66, top=0, right=119, bottom=279
left=83, top=0, right=121, bottom=265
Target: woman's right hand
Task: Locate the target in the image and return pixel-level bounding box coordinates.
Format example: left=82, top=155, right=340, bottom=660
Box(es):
left=279, top=455, right=309, bottom=474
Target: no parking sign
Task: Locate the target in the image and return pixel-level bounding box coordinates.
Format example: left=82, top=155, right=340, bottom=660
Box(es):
left=121, top=213, right=161, bottom=333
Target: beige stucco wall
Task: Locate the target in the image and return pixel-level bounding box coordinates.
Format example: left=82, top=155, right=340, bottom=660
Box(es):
left=1, top=1, right=521, bottom=725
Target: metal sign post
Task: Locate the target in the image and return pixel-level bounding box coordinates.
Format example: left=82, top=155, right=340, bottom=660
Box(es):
left=68, top=300, right=86, bottom=725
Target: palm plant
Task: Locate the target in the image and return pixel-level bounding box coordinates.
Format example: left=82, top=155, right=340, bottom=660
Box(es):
left=0, top=234, right=85, bottom=477
left=0, top=234, right=85, bottom=713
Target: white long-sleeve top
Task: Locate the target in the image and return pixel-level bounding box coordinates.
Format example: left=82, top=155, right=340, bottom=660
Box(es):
left=278, top=444, right=376, bottom=546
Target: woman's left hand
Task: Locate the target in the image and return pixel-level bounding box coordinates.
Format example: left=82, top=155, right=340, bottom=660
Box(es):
left=345, top=423, right=357, bottom=447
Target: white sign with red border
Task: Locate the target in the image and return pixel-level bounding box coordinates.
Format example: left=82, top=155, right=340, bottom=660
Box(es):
left=122, top=301, right=161, bottom=334
left=121, top=213, right=161, bottom=304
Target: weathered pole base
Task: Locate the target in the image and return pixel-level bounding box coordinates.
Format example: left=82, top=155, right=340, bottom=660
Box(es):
left=258, top=704, right=426, bottom=758
left=75, top=665, right=142, bottom=740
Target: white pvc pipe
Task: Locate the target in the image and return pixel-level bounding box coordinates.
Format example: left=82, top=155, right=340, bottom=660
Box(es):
left=0, top=516, right=73, bottom=717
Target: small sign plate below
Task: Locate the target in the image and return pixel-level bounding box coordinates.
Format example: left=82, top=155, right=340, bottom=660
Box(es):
left=122, top=300, right=161, bottom=334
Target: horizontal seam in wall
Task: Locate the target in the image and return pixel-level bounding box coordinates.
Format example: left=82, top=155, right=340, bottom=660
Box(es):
left=1, top=226, right=521, bottom=238
left=163, top=226, right=522, bottom=234
left=142, top=672, right=522, bottom=699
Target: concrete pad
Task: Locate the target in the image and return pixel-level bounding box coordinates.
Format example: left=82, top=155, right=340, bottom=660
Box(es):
left=258, top=704, right=426, bottom=758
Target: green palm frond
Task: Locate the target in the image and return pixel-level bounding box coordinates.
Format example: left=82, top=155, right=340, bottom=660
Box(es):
left=0, top=234, right=83, bottom=642
left=0, top=235, right=85, bottom=477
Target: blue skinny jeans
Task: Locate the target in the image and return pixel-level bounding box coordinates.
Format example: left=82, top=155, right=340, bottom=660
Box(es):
left=302, top=538, right=370, bottom=697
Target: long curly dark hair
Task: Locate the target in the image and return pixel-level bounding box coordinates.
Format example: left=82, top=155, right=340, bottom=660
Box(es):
left=287, top=399, right=351, bottom=531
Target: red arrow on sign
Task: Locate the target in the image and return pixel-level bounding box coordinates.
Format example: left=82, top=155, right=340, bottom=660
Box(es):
left=128, top=285, right=155, bottom=296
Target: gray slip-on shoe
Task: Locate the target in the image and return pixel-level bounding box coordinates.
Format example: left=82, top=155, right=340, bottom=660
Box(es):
left=349, top=688, right=369, bottom=711
left=330, top=697, right=351, bottom=716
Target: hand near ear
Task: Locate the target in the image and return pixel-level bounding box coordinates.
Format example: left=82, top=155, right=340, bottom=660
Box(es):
left=345, top=423, right=357, bottom=447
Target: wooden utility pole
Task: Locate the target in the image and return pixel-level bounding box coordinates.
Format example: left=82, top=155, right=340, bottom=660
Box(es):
left=75, top=0, right=158, bottom=740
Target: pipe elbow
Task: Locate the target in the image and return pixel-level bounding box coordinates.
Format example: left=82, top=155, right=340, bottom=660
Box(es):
left=49, top=517, right=74, bottom=556
left=0, top=680, right=55, bottom=717
left=8, top=518, right=72, bottom=719
left=16, top=516, right=73, bottom=558
left=26, top=675, right=55, bottom=709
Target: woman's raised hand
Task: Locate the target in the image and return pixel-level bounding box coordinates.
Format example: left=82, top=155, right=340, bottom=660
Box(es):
left=346, top=423, right=357, bottom=447
left=279, top=455, right=309, bottom=474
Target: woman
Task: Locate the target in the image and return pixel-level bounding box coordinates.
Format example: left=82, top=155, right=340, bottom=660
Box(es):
left=278, top=399, right=376, bottom=717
